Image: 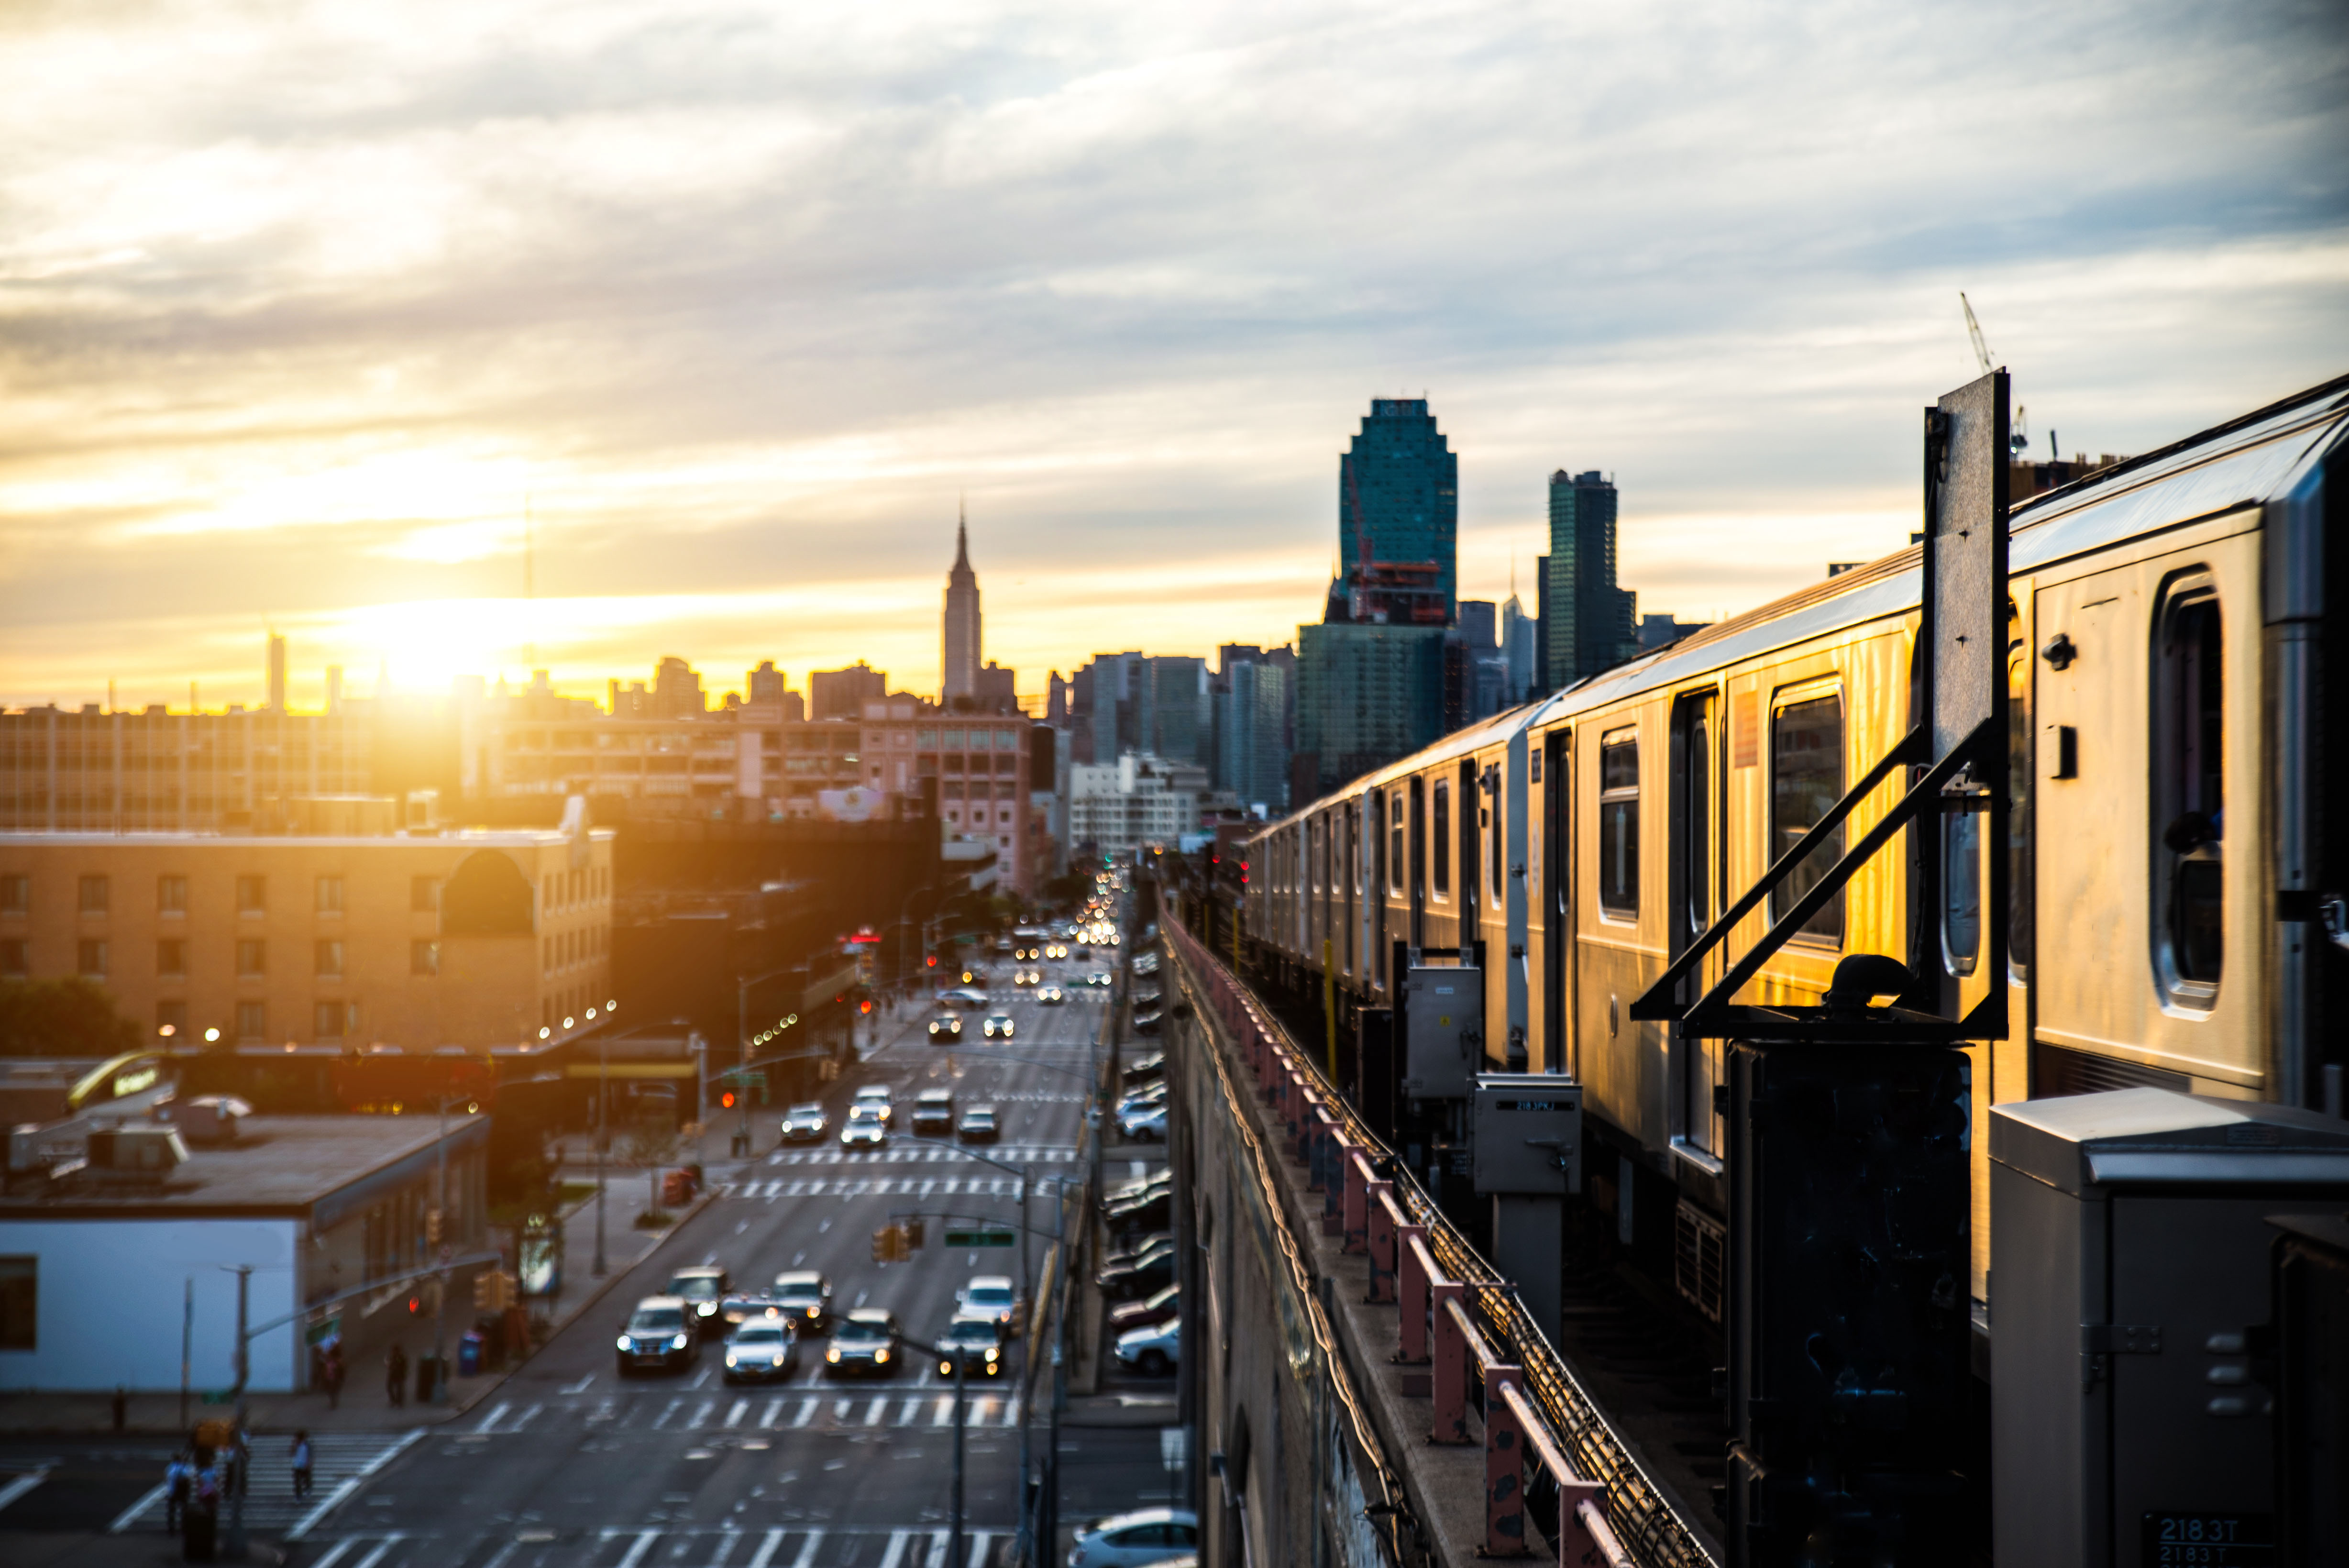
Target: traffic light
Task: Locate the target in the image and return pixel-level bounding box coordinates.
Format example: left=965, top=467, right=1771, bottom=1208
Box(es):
left=720, top=1091, right=736, bottom=1109
left=473, top=1271, right=517, bottom=1313
left=871, top=1223, right=909, bottom=1263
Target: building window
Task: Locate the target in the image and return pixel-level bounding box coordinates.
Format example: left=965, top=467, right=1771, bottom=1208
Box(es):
left=411, top=940, right=440, bottom=976
left=0, top=1257, right=33, bottom=1351
left=156, top=1000, right=187, bottom=1040
left=76, top=939, right=109, bottom=978
left=158, top=875, right=187, bottom=915
left=1599, top=728, right=1640, bottom=919
left=235, top=1001, right=267, bottom=1041
left=316, top=876, right=344, bottom=915
left=1431, top=780, right=1452, bottom=898
left=314, top=1000, right=353, bottom=1041
left=235, top=875, right=265, bottom=915
left=411, top=876, right=439, bottom=913
left=2156, top=576, right=2224, bottom=1003
left=997, top=729, right=1018, bottom=750
left=158, top=939, right=187, bottom=978
left=0, top=875, right=25, bottom=914
left=315, top=940, right=344, bottom=979
left=79, top=875, right=110, bottom=915
left=0, top=939, right=25, bottom=977
left=237, top=939, right=266, bottom=977
left=1771, top=691, right=1845, bottom=944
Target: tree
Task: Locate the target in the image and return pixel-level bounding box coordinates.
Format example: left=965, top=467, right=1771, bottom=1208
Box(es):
left=0, top=978, right=142, bottom=1058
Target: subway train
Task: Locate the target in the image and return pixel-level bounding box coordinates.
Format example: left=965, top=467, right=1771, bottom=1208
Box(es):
left=1243, top=371, right=2349, bottom=1326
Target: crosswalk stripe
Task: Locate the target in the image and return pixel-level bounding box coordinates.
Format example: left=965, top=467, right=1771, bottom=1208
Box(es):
left=878, top=1530, right=914, bottom=1568
left=689, top=1398, right=716, bottom=1428
left=897, top=1395, right=922, bottom=1424
left=706, top=1528, right=744, bottom=1565
left=863, top=1396, right=887, bottom=1427
left=745, top=1527, right=786, bottom=1568
left=308, top=1542, right=358, bottom=1568
left=724, top=1398, right=749, bottom=1428
left=509, top=1402, right=544, bottom=1432
left=471, top=1401, right=511, bottom=1435
left=610, top=1527, right=661, bottom=1568
left=789, top=1529, right=827, bottom=1568
left=760, top=1398, right=784, bottom=1429
left=793, top=1397, right=817, bottom=1428
left=931, top=1395, right=954, bottom=1427
left=350, top=1534, right=404, bottom=1568
left=653, top=1398, right=682, bottom=1430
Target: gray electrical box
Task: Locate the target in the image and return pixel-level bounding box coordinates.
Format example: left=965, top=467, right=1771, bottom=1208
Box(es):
left=1472, top=1073, right=1582, bottom=1195
left=1990, top=1088, right=2349, bottom=1568
left=1400, top=964, right=1481, bottom=1099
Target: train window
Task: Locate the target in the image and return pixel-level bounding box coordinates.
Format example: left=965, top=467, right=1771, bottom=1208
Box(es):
left=2007, top=620, right=2032, bottom=979
left=1432, top=781, right=1451, bottom=898
left=1942, top=803, right=1981, bottom=975
left=1771, top=692, right=1845, bottom=944
left=1389, top=794, right=1405, bottom=894
left=1599, top=728, right=1639, bottom=920
left=1685, top=716, right=1711, bottom=935
left=2155, top=577, right=2223, bottom=1004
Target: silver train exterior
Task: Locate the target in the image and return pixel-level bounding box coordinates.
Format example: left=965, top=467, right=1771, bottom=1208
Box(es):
left=1244, top=374, right=2349, bottom=1316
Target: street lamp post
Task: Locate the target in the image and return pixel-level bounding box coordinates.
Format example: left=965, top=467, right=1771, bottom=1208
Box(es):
left=593, top=1031, right=609, bottom=1278
left=736, top=963, right=811, bottom=1158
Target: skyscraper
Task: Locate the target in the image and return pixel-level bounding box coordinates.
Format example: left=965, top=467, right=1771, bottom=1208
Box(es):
left=1338, top=398, right=1459, bottom=621
left=942, top=506, right=981, bottom=703
left=266, top=632, right=287, bottom=712
left=1544, top=470, right=1639, bottom=689
left=1216, top=657, right=1289, bottom=815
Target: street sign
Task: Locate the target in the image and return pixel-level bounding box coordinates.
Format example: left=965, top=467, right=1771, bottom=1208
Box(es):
left=944, top=1229, right=1015, bottom=1248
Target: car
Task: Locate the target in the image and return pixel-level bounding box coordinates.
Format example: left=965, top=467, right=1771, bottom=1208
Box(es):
left=1122, top=1053, right=1166, bottom=1084
left=722, top=1315, right=798, bottom=1383
left=779, top=1103, right=828, bottom=1143
left=716, top=1292, right=789, bottom=1332
left=1131, top=1011, right=1163, bottom=1037
left=1013, top=969, right=1041, bottom=986
left=936, top=1312, right=1008, bottom=1379
left=1103, top=1169, right=1172, bottom=1206
left=771, top=1270, right=834, bottom=1332
left=1098, top=1247, right=1177, bottom=1301
left=1114, top=1317, right=1179, bottom=1376
left=616, top=1296, right=697, bottom=1375
left=1118, top=1103, right=1168, bottom=1141
left=940, top=987, right=991, bottom=1009
left=1109, top=1284, right=1180, bottom=1335
left=1099, top=1234, right=1174, bottom=1277
left=1104, top=1189, right=1173, bottom=1238
left=928, top=1014, right=963, bottom=1041
left=852, top=1084, right=893, bottom=1123
left=983, top=1013, right=1015, bottom=1039
left=841, top=1104, right=888, bottom=1147
left=1132, top=989, right=1164, bottom=1010
left=665, top=1265, right=732, bottom=1335
left=1067, top=1507, right=1200, bottom=1567
left=957, top=1105, right=1000, bottom=1144
left=957, top=1274, right=1023, bottom=1334
left=1086, top=972, right=1116, bottom=988
left=1037, top=985, right=1066, bottom=1005
left=1117, top=1082, right=1168, bottom=1112
left=1046, top=942, right=1069, bottom=960
left=912, top=1087, right=955, bottom=1134
left=824, top=1308, right=901, bottom=1377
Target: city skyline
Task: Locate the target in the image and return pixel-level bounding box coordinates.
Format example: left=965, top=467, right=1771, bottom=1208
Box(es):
left=4, top=3, right=2343, bottom=711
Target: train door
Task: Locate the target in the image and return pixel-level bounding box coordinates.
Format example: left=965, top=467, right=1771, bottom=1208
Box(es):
left=1668, top=692, right=1725, bottom=1169
left=1543, top=730, right=1571, bottom=1077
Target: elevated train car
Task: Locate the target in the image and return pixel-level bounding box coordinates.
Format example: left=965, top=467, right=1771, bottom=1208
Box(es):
left=1247, top=372, right=2349, bottom=1327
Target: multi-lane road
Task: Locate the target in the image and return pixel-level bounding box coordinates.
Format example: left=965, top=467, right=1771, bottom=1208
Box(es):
left=6, top=960, right=1174, bottom=1568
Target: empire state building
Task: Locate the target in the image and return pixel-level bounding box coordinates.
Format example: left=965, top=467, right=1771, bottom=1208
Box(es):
left=941, top=508, right=981, bottom=703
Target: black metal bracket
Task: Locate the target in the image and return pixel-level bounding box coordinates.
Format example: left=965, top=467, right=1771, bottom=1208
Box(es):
left=1628, top=717, right=2007, bottom=1043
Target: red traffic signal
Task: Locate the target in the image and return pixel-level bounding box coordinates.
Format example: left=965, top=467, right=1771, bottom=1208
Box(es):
left=720, top=1091, right=737, bottom=1109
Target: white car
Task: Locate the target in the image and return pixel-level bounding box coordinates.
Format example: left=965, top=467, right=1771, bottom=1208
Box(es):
left=957, top=1274, right=1023, bottom=1332
left=1113, top=1317, right=1178, bottom=1375
left=852, top=1083, right=893, bottom=1123
left=840, top=1104, right=887, bottom=1147
left=1117, top=1102, right=1167, bottom=1141
left=1037, top=985, right=1066, bottom=1005
left=1068, top=1507, right=1199, bottom=1567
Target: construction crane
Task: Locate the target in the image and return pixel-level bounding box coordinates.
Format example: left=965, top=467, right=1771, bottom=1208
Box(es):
left=1960, top=291, right=1995, bottom=375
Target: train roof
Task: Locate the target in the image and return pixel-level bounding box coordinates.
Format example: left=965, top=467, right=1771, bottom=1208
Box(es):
left=1254, top=371, right=2349, bottom=842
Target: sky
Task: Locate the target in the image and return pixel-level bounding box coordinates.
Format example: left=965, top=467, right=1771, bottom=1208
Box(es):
left=2, top=0, right=2344, bottom=712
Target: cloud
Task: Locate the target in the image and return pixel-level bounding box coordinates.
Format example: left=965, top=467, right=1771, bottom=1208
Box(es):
left=1, top=0, right=2343, bottom=706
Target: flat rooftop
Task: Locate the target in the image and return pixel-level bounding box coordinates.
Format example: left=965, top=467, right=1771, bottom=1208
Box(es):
left=0, top=1113, right=484, bottom=1218
left=0, top=828, right=612, bottom=848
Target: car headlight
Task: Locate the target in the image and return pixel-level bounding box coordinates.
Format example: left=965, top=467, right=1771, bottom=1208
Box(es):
left=617, top=1336, right=632, bottom=1351
left=827, top=1347, right=841, bottom=1363
left=940, top=1359, right=953, bottom=1375
left=985, top=1347, right=998, bottom=1361
left=873, top=1347, right=889, bottom=1363
left=696, top=1302, right=716, bottom=1315
left=725, top=1354, right=738, bottom=1368
left=672, top=1334, right=689, bottom=1349
left=806, top=1306, right=821, bottom=1318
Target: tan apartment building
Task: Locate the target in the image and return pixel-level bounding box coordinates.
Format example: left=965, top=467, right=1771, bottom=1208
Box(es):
left=0, top=821, right=615, bottom=1050
left=0, top=705, right=372, bottom=832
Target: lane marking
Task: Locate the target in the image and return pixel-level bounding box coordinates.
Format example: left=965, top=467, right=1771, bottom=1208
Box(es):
left=107, top=1480, right=169, bottom=1534
left=509, top=1402, right=544, bottom=1432
left=285, top=1430, right=426, bottom=1541
left=690, top=1366, right=716, bottom=1390
left=560, top=1372, right=596, bottom=1395
left=471, top=1401, right=512, bottom=1435
left=614, top=1528, right=661, bottom=1568
left=0, top=1466, right=49, bottom=1515
left=351, top=1533, right=406, bottom=1568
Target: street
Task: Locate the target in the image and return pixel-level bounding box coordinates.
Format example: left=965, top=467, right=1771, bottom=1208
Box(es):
left=1, top=965, right=1177, bottom=1568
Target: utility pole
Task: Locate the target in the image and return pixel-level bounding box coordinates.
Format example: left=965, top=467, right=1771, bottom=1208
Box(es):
left=225, top=1263, right=251, bottom=1560
left=593, top=1033, right=609, bottom=1277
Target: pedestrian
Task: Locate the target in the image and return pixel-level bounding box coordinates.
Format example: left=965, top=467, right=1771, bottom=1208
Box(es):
left=324, top=1344, right=345, bottom=1410
left=164, top=1450, right=191, bottom=1535
left=185, top=1457, right=220, bottom=1561
left=289, top=1430, right=312, bottom=1498
left=386, top=1343, right=408, bottom=1408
